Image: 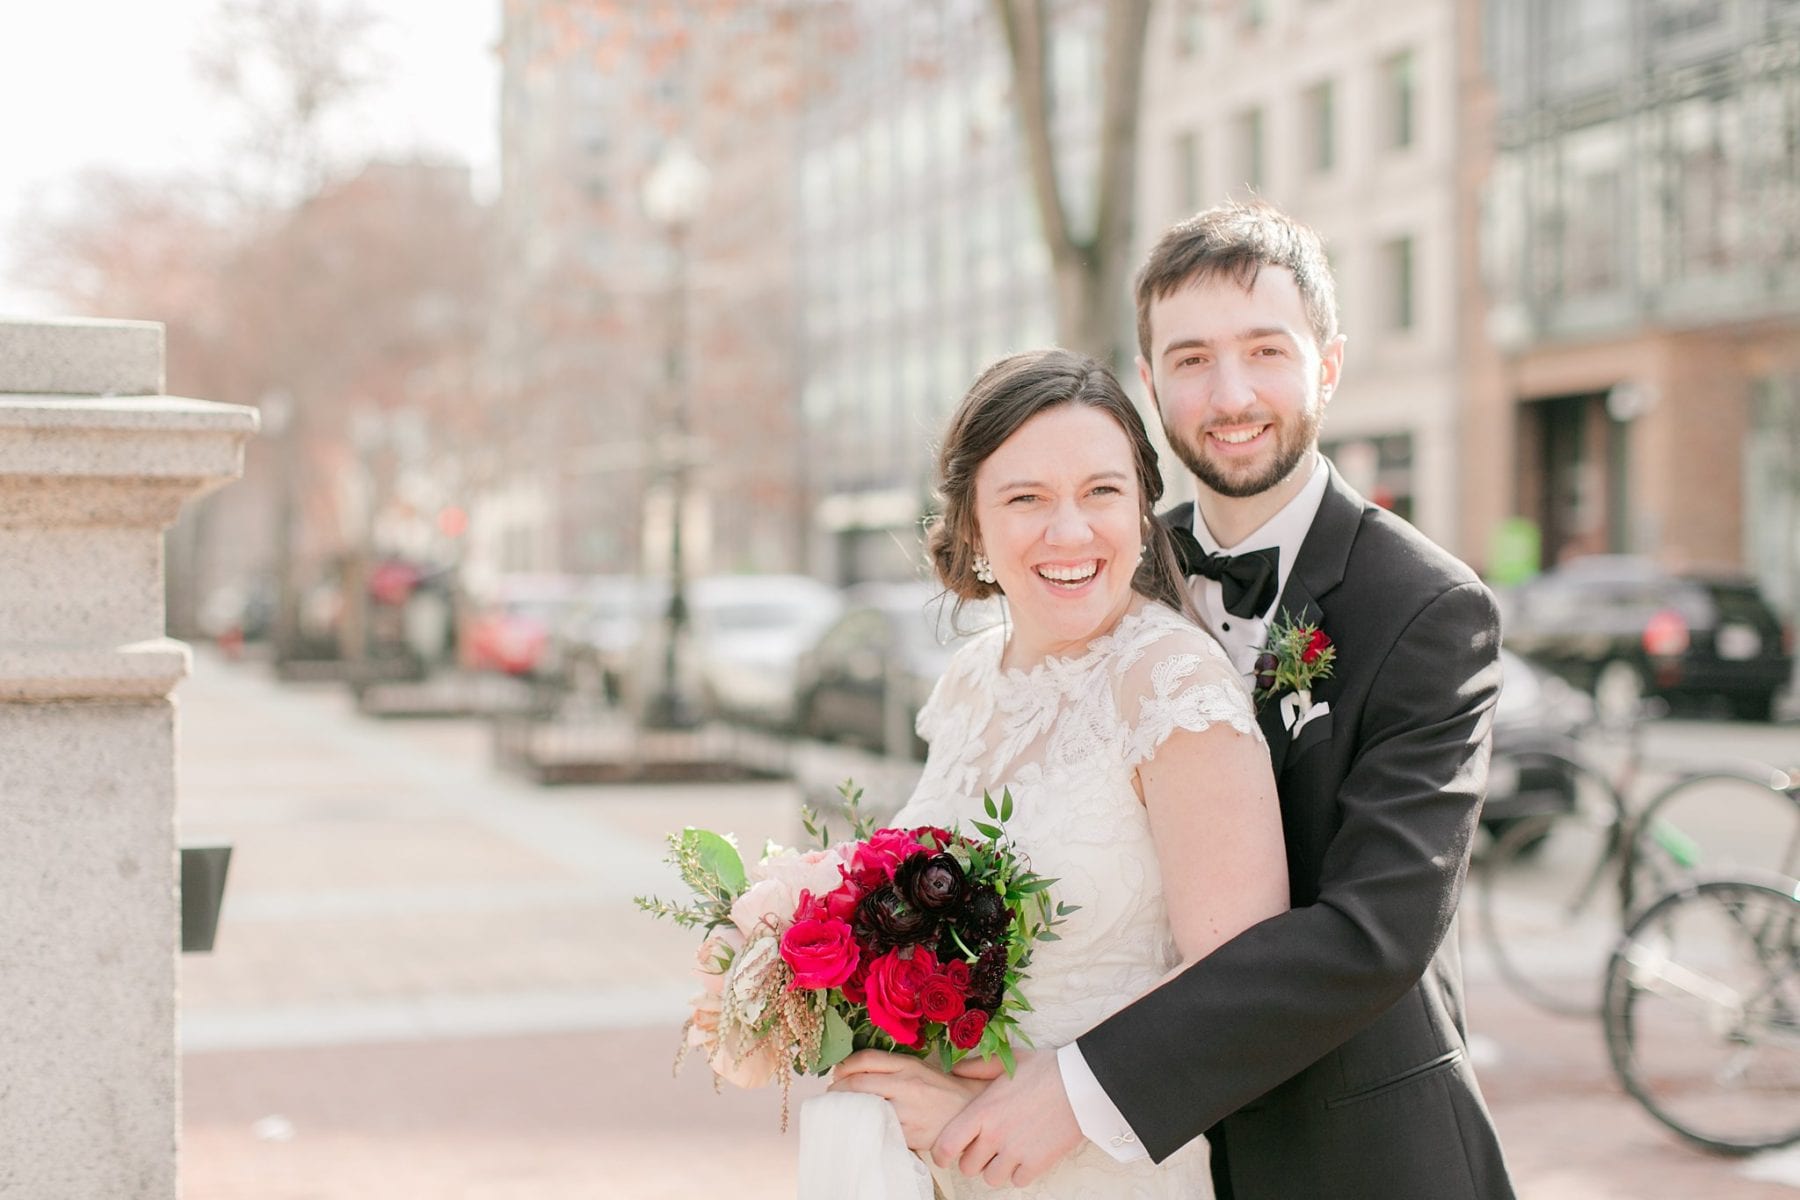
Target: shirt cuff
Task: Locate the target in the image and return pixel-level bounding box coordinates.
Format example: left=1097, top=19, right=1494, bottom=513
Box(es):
left=1057, top=1042, right=1149, bottom=1162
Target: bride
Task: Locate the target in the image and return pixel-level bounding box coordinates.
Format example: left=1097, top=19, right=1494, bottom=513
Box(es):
left=823, top=348, right=1288, bottom=1197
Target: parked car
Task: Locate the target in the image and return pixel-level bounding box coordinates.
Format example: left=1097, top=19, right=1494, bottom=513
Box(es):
left=1499, top=556, right=1794, bottom=723
left=689, top=575, right=845, bottom=728
left=1483, top=647, right=1594, bottom=838
left=548, top=576, right=667, bottom=704
left=794, top=583, right=1005, bottom=757
left=460, top=574, right=585, bottom=678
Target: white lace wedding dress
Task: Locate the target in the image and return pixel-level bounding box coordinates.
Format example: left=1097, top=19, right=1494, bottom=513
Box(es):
left=889, top=600, right=1262, bottom=1199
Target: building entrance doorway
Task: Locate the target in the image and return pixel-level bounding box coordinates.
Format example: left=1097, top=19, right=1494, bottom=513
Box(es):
left=1520, top=391, right=1629, bottom=567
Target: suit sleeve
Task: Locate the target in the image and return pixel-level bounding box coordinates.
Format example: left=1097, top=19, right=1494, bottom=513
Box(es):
left=1075, top=579, right=1503, bottom=1162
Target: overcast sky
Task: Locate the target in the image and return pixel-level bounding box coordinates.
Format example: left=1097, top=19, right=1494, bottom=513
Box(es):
left=0, top=1, right=501, bottom=314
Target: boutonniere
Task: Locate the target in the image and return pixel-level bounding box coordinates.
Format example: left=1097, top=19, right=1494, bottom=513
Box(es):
left=1253, top=611, right=1336, bottom=734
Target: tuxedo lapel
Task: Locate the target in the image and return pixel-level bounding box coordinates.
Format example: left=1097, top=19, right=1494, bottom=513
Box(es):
left=1256, top=462, right=1365, bottom=775
left=1165, top=462, right=1369, bottom=775
left=1280, top=459, right=1363, bottom=610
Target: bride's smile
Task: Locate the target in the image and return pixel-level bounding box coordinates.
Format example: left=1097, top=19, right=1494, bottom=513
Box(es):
left=973, top=404, right=1144, bottom=671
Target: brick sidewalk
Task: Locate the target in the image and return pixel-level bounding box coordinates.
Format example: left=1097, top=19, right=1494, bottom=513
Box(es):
left=175, top=651, right=1796, bottom=1198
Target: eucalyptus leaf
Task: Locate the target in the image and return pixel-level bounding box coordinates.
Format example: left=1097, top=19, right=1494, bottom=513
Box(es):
left=683, top=827, right=745, bottom=895
left=817, top=1005, right=855, bottom=1072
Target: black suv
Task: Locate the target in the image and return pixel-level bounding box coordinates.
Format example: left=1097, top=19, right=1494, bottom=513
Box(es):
left=1499, top=556, right=1793, bottom=723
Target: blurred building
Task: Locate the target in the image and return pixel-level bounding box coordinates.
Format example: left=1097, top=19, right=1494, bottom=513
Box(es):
left=187, top=158, right=492, bottom=659
left=488, top=3, right=808, bottom=592
left=1468, top=0, right=1800, bottom=616
left=1136, top=0, right=1472, bottom=550
left=794, top=0, right=1080, bottom=585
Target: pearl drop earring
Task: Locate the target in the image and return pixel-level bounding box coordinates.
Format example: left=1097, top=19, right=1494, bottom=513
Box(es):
left=973, top=553, right=996, bottom=585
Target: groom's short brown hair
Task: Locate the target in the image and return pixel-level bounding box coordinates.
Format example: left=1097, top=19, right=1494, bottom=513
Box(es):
left=1134, top=199, right=1339, bottom=362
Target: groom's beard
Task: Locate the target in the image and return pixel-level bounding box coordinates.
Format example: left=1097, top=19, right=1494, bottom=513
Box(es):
left=1165, top=397, right=1324, bottom=499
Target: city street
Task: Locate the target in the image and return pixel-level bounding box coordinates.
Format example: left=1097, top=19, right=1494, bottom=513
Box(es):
left=175, top=649, right=1800, bottom=1199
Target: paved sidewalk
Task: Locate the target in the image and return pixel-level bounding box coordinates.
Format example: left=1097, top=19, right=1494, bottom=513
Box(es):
left=174, top=650, right=1796, bottom=1198
left=178, top=651, right=830, bottom=1198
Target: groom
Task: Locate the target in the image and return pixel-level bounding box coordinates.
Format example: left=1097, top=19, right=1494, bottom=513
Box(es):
left=934, top=200, right=1516, bottom=1198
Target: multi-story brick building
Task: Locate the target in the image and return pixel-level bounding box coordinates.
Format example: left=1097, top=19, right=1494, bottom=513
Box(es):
left=1137, top=0, right=1473, bottom=551
left=1467, top=0, right=1800, bottom=620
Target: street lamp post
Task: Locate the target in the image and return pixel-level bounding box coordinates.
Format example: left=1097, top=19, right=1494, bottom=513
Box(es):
left=640, top=141, right=710, bottom=730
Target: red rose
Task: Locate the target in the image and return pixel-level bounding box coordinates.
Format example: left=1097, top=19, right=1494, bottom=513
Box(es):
left=948, top=1008, right=989, bottom=1050
left=841, top=957, right=871, bottom=1005
left=919, top=974, right=966, bottom=1023
left=779, top=917, right=860, bottom=990
left=792, top=888, right=827, bottom=922
left=851, top=828, right=931, bottom=889
left=1301, top=628, right=1330, bottom=665
left=918, top=826, right=956, bottom=851
left=821, top=881, right=862, bottom=923
left=942, top=959, right=971, bottom=990
left=864, top=947, right=936, bottom=1045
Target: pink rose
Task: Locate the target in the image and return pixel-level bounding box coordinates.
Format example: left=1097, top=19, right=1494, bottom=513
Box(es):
left=685, top=987, right=723, bottom=1052
left=760, top=845, right=853, bottom=898
left=709, top=1034, right=781, bottom=1089
left=731, top=845, right=852, bottom=937
left=948, top=1008, right=989, bottom=1051
left=864, top=947, right=936, bottom=1046
left=693, top=929, right=744, bottom=999
left=822, top=881, right=862, bottom=922
left=849, top=828, right=930, bottom=890
left=919, top=973, right=966, bottom=1024
left=779, top=916, right=860, bottom=990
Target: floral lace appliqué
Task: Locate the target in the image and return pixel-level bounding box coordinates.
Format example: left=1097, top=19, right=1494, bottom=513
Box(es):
left=891, top=602, right=1252, bottom=1199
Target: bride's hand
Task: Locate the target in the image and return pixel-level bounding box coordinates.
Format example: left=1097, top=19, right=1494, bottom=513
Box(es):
left=829, top=1050, right=992, bottom=1152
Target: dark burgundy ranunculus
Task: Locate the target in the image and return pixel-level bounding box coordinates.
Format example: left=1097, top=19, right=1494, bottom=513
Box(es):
left=968, top=942, right=1008, bottom=1011
left=895, top=852, right=966, bottom=915
left=1252, top=651, right=1280, bottom=696
left=856, top=883, right=935, bottom=948
left=959, top=884, right=1009, bottom=942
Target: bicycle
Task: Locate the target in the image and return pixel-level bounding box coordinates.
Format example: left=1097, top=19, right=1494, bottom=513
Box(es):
left=1476, top=717, right=1800, bottom=1016
left=1601, top=870, right=1800, bottom=1154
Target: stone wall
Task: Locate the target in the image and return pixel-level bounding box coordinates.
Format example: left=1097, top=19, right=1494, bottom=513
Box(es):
left=0, top=316, right=256, bottom=1198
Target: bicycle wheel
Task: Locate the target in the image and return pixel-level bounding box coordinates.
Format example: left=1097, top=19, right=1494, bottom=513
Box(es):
left=1479, top=802, right=1624, bottom=1016
left=1602, top=873, right=1800, bottom=1155
left=1628, top=769, right=1800, bottom=912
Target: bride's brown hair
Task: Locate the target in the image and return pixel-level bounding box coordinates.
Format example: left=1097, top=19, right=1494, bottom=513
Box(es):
left=925, top=348, right=1191, bottom=618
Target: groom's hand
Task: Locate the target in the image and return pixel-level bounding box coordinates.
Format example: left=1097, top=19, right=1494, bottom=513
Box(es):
left=931, top=1047, right=1083, bottom=1188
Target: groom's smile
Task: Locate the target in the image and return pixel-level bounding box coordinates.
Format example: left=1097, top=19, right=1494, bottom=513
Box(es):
left=1137, top=266, right=1344, bottom=526
left=1207, top=422, right=1273, bottom=450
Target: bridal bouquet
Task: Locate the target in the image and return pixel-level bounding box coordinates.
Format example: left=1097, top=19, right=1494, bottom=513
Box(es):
left=635, top=782, right=1069, bottom=1124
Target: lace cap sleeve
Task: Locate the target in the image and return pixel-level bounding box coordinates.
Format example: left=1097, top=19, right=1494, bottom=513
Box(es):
left=915, top=625, right=999, bottom=745
left=1114, top=607, right=1262, bottom=770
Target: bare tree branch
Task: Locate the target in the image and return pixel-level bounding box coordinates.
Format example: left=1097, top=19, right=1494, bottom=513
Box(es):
left=993, top=0, right=1153, bottom=367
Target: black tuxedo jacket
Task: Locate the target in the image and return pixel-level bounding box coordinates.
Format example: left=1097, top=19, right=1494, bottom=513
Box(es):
left=1078, top=462, right=1515, bottom=1200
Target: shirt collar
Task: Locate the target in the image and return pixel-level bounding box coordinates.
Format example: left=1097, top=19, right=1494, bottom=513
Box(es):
left=1189, top=455, right=1330, bottom=613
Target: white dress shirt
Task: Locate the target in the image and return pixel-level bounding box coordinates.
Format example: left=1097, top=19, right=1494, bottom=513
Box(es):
left=1057, top=455, right=1331, bottom=1162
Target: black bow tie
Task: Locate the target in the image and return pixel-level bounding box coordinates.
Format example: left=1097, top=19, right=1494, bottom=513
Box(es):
left=1169, top=527, right=1280, bottom=619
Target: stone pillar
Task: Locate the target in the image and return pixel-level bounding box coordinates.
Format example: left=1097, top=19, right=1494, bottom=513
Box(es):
left=0, top=316, right=257, bottom=1198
